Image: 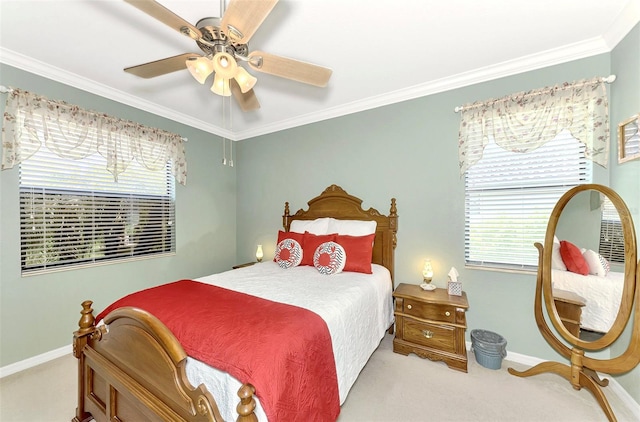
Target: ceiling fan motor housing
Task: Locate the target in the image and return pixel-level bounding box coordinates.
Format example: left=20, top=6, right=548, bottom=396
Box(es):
left=194, top=17, right=249, bottom=59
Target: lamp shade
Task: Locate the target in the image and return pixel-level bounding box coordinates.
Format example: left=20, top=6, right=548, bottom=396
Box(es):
left=422, top=259, right=433, bottom=281
left=211, top=73, right=232, bottom=96
left=212, top=52, right=238, bottom=79
left=186, top=57, right=214, bottom=84
left=234, top=67, right=257, bottom=93
left=256, top=245, right=264, bottom=262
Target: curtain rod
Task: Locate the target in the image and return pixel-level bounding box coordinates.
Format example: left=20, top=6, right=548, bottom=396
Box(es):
left=0, top=85, right=188, bottom=142
left=453, top=74, right=617, bottom=113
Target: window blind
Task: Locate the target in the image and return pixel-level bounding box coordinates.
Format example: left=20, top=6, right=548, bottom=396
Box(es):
left=465, top=130, right=589, bottom=270
left=599, top=197, right=625, bottom=264
left=19, top=140, right=175, bottom=274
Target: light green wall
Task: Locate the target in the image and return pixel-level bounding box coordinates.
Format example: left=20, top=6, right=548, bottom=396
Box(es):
left=0, top=64, right=238, bottom=366
left=609, top=22, right=640, bottom=403
left=236, top=38, right=639, bottom=403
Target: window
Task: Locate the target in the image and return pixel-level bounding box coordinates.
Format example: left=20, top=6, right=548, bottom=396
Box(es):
left=465, top=130, right=590, bottom=271
left=19, top=146, right=175, bottom=274
left=599, top=197, right=624, bottom=264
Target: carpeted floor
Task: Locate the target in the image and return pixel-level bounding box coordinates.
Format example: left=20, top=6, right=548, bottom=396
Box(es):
left=1, top=333, right=638, bottom=421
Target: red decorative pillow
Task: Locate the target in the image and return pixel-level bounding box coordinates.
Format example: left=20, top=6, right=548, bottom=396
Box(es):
left=313, top=241, right=346, bottom=275
left=274, top=239, right=303, bottom=269
left=335, top=233, right=375, bottom=274
left=301, top=232, right=336, bottom=266
left=273, top=231, right=305, bottom=262
left=559, top=240, right=589, bottom=275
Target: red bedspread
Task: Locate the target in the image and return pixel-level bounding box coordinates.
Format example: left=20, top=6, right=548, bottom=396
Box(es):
left=97, top=279, right=340, bottom=421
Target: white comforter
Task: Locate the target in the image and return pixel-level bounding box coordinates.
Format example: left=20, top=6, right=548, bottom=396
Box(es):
left=552, top=269, right=624, bottom=333
left=186, top=261, right=394, bottom=421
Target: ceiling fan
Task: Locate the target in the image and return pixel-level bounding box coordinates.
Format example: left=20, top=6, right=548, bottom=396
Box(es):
left=122, top=0, right=333, bottom=112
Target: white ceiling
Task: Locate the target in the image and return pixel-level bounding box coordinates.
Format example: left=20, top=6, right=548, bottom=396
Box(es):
left=1, top=1, right=639, bottom=140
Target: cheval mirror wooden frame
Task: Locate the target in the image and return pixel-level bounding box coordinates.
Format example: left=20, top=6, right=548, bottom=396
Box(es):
left=508, top=184, right=640, bottom=422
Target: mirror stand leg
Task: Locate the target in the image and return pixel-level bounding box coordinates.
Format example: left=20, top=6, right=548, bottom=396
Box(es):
left=583, top=367, right=610, bottom=387
left=507, top=361, right=571, bottom=381
left=578, top=370, right=616, bottom=422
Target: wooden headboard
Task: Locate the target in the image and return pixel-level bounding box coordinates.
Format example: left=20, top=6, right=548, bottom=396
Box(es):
left=282, top=184, right=398, bottom=285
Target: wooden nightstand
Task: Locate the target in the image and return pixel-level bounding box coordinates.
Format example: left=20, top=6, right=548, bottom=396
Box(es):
left=393, top=283, right=469, bottom=372
left=232, top=262, right=257, bottom=269
left=553, top=288, right=586, bottom=337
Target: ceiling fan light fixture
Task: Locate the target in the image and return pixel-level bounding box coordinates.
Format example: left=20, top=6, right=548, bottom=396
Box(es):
left=212, top=52, right=238, bottom=79
left=186, top=56, right=214, bottom=84
left=211, top=73, right=232, bottom=97
left=234, top=67, right=257, bottom=93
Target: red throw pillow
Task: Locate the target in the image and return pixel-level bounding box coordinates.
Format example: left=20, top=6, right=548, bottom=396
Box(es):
left=301, top=232, right=336, bottom=266
left=273, top=231, right=305, bottom=262
left=559, top=240, right=589, bottom=275
left=335, top=233, right=375, bottom=274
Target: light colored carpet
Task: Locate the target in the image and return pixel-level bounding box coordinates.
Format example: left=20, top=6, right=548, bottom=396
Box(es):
left=1, top=333, right=638, bottom=421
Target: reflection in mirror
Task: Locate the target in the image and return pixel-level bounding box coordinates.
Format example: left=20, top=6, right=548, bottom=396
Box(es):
left=551, top=190, right=624, bottom=342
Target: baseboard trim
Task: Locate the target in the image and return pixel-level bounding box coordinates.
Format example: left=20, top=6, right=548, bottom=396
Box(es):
left=0, top=344, right=72, bottom=378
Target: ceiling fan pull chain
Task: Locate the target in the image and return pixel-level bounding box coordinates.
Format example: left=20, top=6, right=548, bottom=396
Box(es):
left=229, top=95, right=234, bottom=167
left=222, top=93, right=227, bottom=166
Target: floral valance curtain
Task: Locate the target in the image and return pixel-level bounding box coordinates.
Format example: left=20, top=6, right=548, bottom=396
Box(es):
left=1, top=88, right=187, bottom=185
left=458, top=77, right=610, bottom=175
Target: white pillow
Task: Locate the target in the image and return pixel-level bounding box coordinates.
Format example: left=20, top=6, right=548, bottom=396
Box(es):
left=551, top=242, right=567, bottom=271
left=583, top=249, right=610, bottom=277
left=313, top=241, right=346, bottom=275
left=327, top=218, right=377, bottom=236
left=289, top=217, right=331, bottom=235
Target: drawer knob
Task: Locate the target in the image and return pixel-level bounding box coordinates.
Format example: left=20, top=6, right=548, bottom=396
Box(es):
left=445, top=311, right=451, bottom=317
left=407, top=304, right=412, bottom=310
left=422, top=330, right=434, bottom=339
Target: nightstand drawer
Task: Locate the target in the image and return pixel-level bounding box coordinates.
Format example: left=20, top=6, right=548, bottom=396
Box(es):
left=403, top=299, right=456, bottom=323
left=403, top=319, right=456, bottom=352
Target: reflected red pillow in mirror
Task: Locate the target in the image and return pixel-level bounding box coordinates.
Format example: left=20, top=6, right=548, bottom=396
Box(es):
left=559, top=240, right=589, bottom=275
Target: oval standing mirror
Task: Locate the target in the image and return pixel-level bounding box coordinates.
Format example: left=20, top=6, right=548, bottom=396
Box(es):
left=509, top=184, right=640, bottom=422
left=549, top=188, right=627, bottom=347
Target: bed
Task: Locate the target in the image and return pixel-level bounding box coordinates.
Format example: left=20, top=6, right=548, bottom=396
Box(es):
left=551, top=269, right=624, bottom=333
left=72, top=184, right=398, bottom=422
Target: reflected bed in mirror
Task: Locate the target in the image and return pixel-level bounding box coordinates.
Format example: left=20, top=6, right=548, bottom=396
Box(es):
left=550, top=189, right=625, bottom=338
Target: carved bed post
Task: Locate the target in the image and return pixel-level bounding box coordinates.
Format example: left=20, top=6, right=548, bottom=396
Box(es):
left=282, top=201, right=291, bottom=231
left=72, top=300, right=96, bottom=422
left=236, top=384, right=258, bottom=422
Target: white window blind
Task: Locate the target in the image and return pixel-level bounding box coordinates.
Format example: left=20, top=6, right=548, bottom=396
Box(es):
left=465, top=130, right=589, bottom=270
left=599, top=197, right=624, bottom=264
left=19, top=143, right=175, bottom=274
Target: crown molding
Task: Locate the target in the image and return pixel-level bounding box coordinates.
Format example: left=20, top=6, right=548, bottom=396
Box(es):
left=601, top=0, right=640, bottom=49
left=235, top=35, right=615, bottom=140
left=3, top=6, right=638, bottom=142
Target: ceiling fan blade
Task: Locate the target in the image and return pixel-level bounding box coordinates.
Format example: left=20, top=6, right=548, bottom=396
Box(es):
left=230, top=79, right=260, bottom=112
left=248, top=51, right=332, bottom=87
left=124, top=53, right=200, bottom=78
left=221, top=0, right=278, bottom=44
left=124, top=0, right=202, bottom=39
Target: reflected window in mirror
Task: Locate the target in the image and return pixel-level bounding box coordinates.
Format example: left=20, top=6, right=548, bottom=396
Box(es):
left=599, top=197, right=625, bottom=265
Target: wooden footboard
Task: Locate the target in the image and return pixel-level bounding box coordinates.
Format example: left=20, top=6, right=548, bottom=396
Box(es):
left=72, top=300, right=257, bottom=422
